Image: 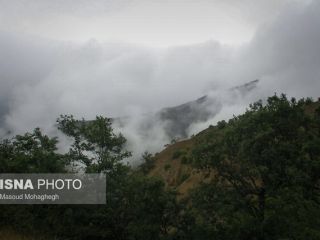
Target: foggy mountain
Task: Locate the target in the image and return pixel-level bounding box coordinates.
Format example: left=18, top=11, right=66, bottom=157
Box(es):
left=112, top=80, right=259, bottom=160
left=157, top=79, right=259, bottom=138
left=1, top=0, right=320, bottom=163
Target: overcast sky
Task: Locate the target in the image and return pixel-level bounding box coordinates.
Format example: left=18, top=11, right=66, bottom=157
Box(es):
left=0, top=0, right=309, bottom=47
left=0, top=0, right=320, bottom=158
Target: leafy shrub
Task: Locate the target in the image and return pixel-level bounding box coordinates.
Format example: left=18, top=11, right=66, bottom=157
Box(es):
left=164, top=164, right=171, bottom=171
left=172, top=149, right=186, bottom=159
left=181, top=155, right=189, bottom=164
left=178, top=173, right=190, bottom=185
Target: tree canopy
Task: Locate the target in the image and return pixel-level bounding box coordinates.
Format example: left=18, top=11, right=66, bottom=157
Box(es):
left=186, top=94, right=320, bottom=240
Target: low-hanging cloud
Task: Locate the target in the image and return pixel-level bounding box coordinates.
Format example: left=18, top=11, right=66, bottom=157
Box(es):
left=0, top=0, right=320, bottom=163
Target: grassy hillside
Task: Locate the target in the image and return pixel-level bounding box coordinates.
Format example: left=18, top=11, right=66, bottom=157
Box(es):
left=145, top=95, right=320, bottom=239
left=149, top=98, right=320, bottom=198
left=149, top=139, right=199, bottom=197
left=149, top=136, right=215, bottom=198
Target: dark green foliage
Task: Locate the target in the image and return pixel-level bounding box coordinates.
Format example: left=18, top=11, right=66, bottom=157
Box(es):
left=0, top=128, right=66, bottom=173
left=187, top=94, right=320, bottom=240
left=164, top=164, right=171, bottom=171
left=217, top=120, right=227, bottom=129
left=140, top=151, right=155, bottom=174
left=172, top=149, right=186, bottom=159
left=57, top=115, right=131, bottom=173
left=181, top=155, right=189, bottom=164
left=178, top=173, right=190, bottom=185
left=0, top=116, right=177, bottom=240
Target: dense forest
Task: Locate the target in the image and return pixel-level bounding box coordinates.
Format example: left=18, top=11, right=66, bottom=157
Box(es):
left=0, top=94, right=320, bottom=240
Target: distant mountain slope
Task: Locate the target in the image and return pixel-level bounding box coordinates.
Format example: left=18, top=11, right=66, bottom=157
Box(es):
left=114, top=80, right=259, bottom=143
left=148, top=99, right=320, bottom=197
left=158, top=79, right=259, bottom=138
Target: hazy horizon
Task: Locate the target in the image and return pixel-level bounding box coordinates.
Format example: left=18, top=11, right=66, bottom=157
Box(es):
left=1, top=0, right=320, bottom=161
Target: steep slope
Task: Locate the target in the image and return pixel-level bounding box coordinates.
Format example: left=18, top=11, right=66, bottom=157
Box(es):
left=154, top=79, right=259, bottom=138
left=114, top=80, right=259, bottom=141
left=148, top=99, right=320, bottom=197
left=148, top=124, right=219, bottom=197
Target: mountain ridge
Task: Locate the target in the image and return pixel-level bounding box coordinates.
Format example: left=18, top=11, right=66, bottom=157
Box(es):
left=147, top=98, right=320, bottom=198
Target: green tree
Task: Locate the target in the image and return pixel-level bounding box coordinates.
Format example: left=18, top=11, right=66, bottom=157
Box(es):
left=57, top=115, right=131, bottom=173
left=190, top=94, right=320, bottom=240
left=0, top=127, right=66, bottom=173
left=0, top=128, right=67, bottom=237
left=56, top=115, right=177, bottom=240
left=140, top=151, right=155, bottom=174
left=0, top=116, right=178, bottom=240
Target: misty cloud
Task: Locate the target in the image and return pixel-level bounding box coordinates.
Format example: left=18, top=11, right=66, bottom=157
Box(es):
left=0, top=0, right=320, bottom=163
left=0, top=0, right=300, bottom=46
